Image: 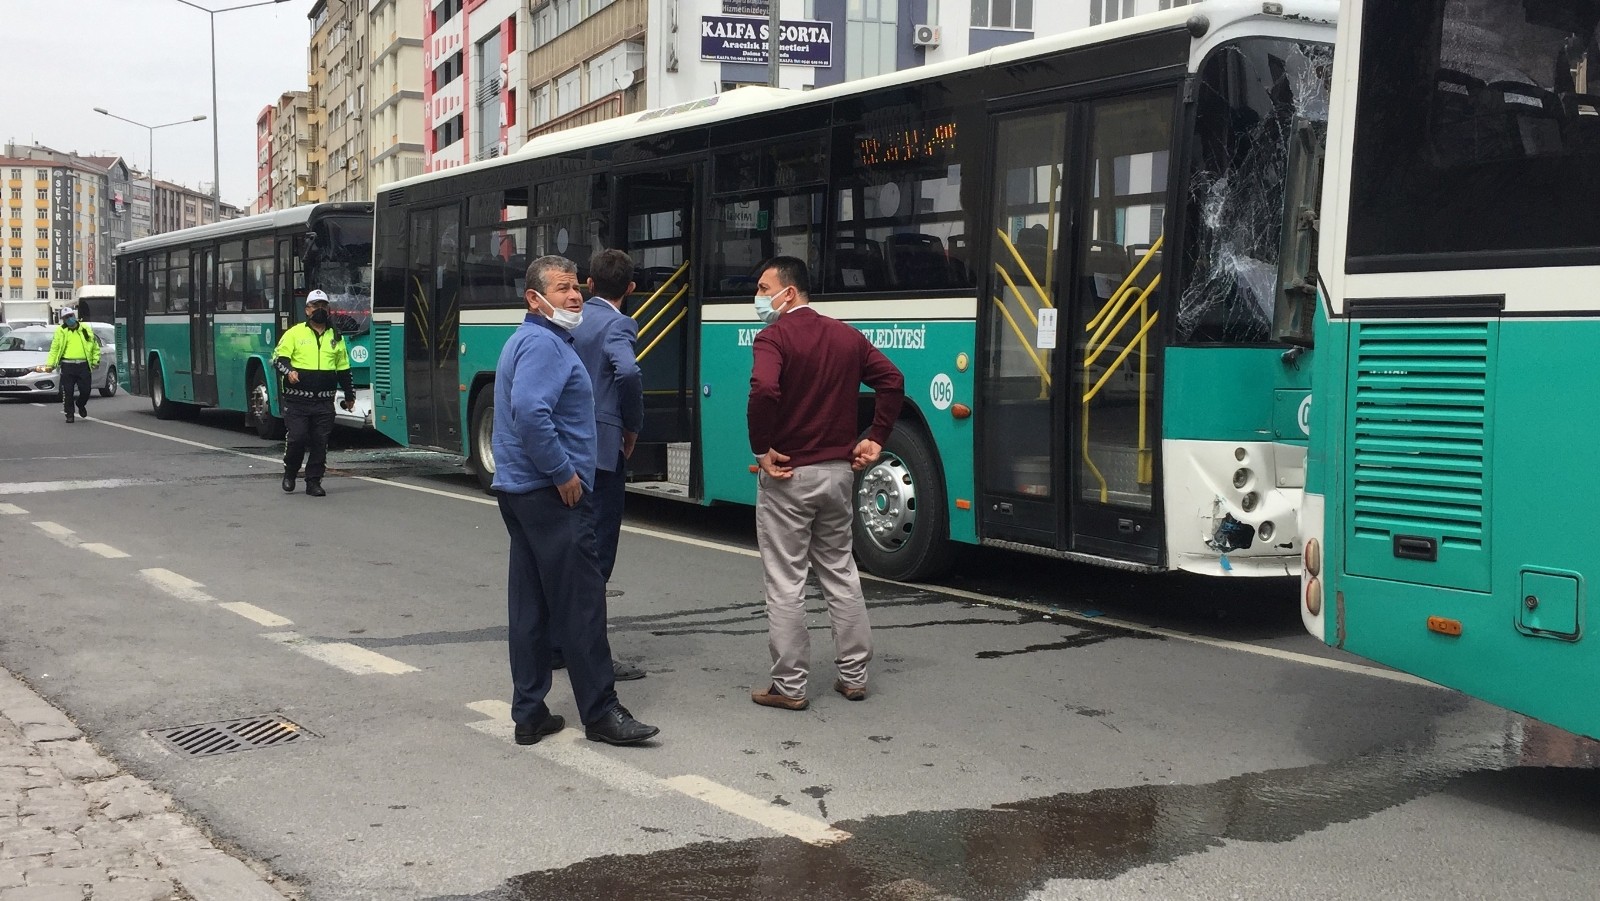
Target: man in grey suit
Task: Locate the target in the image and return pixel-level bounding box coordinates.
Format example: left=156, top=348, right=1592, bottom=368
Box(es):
left=569, top=249, right=647, bottom=681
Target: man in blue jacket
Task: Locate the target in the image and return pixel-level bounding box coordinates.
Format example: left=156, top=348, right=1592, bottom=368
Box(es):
left=492, top=254, right=659, bottom=748
left=569, top=249, right=647, bottom=681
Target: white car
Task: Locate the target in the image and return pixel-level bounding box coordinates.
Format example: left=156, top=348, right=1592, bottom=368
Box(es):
left=0, top=325, right=118, bottom=400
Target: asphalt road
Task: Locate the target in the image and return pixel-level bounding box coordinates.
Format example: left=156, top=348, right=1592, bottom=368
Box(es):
left=3, top=393, right=1598, bottom=901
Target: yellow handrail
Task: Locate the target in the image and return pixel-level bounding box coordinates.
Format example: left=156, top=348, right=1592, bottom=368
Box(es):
left=638, top=284, right=689, bottom=343
left=1083, top=310, right=1160, bottom=404
left=993, top=228, right=1054, bottom=309
left=637, top=308, right=687, bottom=363
left=630, top=261, right=689, bottom=323
left=1084, top=235, right=1164, bottom=335
left=993, top=264, right=1044, bottom=328
left=990, top=297, right=1052, bottom=388
left=1085, top=276, right=1161, bottom=369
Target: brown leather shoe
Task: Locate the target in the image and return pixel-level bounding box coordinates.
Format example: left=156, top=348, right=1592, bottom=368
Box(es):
left=751, top=684, right=808, bottom=710
left=834, top=679, right=867, bottom=701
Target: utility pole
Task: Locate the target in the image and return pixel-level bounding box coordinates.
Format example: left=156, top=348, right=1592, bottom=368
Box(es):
left=767, top=0, right=781, bottom=87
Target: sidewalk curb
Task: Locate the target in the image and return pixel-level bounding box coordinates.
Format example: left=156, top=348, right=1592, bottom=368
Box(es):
left=0, top=668, right=298, bottom=900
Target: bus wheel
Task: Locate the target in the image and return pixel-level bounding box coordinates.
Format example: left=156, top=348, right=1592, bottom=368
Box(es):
left=99, top=366, right=118, bottom=398
left=151, top=364, right=177, bottom=420
left=249, top=369, right=285, bottom=440
left=853, top=423, right=951, bottom=581
left=467, top=389, right=496, bottom=494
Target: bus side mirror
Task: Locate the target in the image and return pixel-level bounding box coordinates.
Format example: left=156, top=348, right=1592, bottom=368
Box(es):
left=1273, top=117, right=1325, bottom=348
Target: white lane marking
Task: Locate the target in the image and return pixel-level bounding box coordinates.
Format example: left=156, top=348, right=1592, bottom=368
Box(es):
left=464, top=702, right=849, bottom=843
left=32, top=521, right=79, bottom=547
left=217, top=602, right=293, bottom=628
left=664, top=775, right=851, bottom=845
left=0, top=478, right=154, bottom=494
left=0, top=503, right=27, bottom=515
left=262, top=632, right=419, bottom=675
left=101, top=416, right=1431, bottom=688
left=138, top=568, right=215, bottom=604
left=80, top=543, right=131, bottom=559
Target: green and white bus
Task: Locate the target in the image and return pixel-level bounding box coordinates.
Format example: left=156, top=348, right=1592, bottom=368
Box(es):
left=114, top=203, right=375, bottom=437
left=1302, top=0, right=1600, bottom=736
left=372, top=1, right=1335, bottom=582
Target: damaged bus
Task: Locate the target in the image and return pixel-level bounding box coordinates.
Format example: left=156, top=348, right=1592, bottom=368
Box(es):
left=371, top=1, right=1335, bottom=581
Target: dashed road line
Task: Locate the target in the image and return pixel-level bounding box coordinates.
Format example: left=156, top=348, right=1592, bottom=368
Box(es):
left=138, top=568, right=216, bottom=604
left=0, top=478, right=155, bottom=494
left=217, top=602, right=294, bottom=628
left=0, top=503, right=27, bottom=515
left=32, top=521, right=79, bottom=547
left=79, top=543, right=131, bottom=559
left=94, top=415, right=1431, bottom=688
left=465, top=701, right=850, bottom=844
left=262, top=632, right=418, bottom=675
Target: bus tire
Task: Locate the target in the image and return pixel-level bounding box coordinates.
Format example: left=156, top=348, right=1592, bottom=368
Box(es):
left=852, top=422, right=951, bottom=582
left=248, top=368, right=285, bottom=440
left=99, top=366, right=118, bottom=398
left=150, top=362, right=178, bottom=420
left=467, top=388, right=496, bottom=495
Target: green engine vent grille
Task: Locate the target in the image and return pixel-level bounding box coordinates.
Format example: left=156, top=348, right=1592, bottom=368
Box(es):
left=1346, top=320, right=1493, bottom=592
left=371, top=324, right=391, bottom=393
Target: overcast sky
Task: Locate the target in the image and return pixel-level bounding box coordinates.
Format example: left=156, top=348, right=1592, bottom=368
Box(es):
left=1, top=0, right=314, bottom=207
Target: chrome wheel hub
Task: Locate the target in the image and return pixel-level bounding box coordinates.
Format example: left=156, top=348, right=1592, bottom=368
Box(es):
left=856, top=452, right=916, bottom=554
left=476, top=410, right=496, bottom=474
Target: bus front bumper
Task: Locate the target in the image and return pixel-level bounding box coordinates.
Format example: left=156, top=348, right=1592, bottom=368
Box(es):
left=335, top=388, right=374, bottom=430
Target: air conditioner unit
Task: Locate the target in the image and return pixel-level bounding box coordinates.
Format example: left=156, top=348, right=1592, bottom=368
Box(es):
left=912, top=24, right=940, bottom=48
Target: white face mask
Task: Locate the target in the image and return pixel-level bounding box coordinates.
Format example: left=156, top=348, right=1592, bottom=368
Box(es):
left=753, top=286, right=791, bottom=325
left=536, top=291, right=584, bottom=331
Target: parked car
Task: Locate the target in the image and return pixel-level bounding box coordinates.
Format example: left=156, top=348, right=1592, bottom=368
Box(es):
left=0, top=326, right=117, bottom=399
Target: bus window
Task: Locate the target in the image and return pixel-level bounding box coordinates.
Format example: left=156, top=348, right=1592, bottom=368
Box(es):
left=148, top=260, right=167, bottom=314
left=218, top=241, right=245, bottom=312
left=531, top=176, right=605, bottom=273
left=707, top=139, right=827, bottom=296
left=311, top=216, right=373, bottom=336
left=1178, top=39, right=1333, bottom=343
left=464, top=188, right=529, bottom=308
left=168, top=250, right=190, bottom=314
left=245, top=246, right=275, bottom=312
left=834, top=107, right=973, bottom=293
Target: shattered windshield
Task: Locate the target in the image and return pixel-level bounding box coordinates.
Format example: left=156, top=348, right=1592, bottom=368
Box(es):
left=1177, top=39, right=1333, bottom=343
left=311, top=215, right=373, bottom=337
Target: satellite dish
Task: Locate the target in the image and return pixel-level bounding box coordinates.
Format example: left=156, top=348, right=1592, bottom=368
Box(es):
left=615, top=69, right=635, bottom=91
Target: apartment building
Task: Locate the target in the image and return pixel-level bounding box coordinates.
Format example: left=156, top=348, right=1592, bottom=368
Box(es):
left=255, top=105, right=275, bottom=214
left=313, top=0, right=372, bottom=201
left=423, top=0, right=527, bottom=172
left=269, top=90, right=323, bottom=210
left=0, top=147, right=137, bottom=306
left=369, top=0, right=427, bottom=189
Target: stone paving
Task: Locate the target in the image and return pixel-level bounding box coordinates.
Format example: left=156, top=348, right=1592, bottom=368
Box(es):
left=0, top=669, right=293, bottom=901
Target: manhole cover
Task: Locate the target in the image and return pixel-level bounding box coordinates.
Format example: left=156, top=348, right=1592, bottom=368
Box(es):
left=150, top=714, right=316, bottom=758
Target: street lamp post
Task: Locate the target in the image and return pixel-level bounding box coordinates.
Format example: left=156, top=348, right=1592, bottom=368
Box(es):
left=92, top=108, right=207, bottom=238
left=170, top=0, right=292, bottom=222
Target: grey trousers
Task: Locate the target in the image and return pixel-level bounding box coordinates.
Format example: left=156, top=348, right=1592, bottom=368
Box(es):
left=754, top=461, right=873, bottom=698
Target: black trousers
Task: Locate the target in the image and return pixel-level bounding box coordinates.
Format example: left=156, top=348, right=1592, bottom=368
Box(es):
left=59, top=361, right=91, bottom=415
left=282, top=395, right=335, bottom=481
left=498, top=486, right=618, bottom=726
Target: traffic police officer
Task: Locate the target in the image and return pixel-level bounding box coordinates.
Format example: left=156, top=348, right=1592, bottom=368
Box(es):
left=273, top=289, right=355, bottom=497
left=44, top=307, right=101, bottom=423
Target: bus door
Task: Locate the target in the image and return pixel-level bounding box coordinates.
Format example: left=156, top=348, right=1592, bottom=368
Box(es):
left=191, top=245, right=218, bottom=406
left=124, top=256, right=147, bottom=393
left=978, top=90, right=1173, bottom=563
left=403, top=203, right=463, bottom=451
left=615, top=165, right=699, bottom=496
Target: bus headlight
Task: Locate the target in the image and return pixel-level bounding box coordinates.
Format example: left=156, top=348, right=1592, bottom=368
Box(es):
left=1233, top=468, right=1252, bottom=489
left=1240, top=492, right=1259, bottom=512
left=1258, top=521, right=1275, bottom=542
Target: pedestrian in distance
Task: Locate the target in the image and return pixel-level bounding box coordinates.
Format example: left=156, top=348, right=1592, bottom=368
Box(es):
left=567, top=248, right=647, bottom=682
left=492, top=254, right=660, bottom=747
left=42, top=307, right=100, bottom=423
left=273, top=289, right=355, bottom=497
left=746, top=256, right=905, bottom=711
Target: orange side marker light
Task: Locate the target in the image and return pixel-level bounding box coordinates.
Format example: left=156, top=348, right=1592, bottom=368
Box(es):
left=1426, top=616, right=1463, bottom=637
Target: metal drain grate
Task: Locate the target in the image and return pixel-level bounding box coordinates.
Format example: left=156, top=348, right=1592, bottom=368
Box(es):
left=150, top=714, right=316, bottom=758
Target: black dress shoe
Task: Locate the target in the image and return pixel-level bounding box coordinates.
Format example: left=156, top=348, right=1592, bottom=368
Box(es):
left=305, top=481, right=326, bottom=497
left=64, top=411, right=74, bottom=423
left=585, top=705, right=659, bottom=746
left=282, top=472, right=297, bottom=493
left=514, top=714, right=565, bottom=746
left=77, top=406, right=87, bottom=419
left=612, top=659, right=646, bottom=681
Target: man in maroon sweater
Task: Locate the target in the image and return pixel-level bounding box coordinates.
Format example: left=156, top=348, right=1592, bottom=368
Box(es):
left=746, top=256, right=905, bottom=710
